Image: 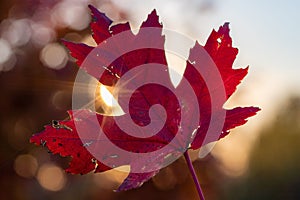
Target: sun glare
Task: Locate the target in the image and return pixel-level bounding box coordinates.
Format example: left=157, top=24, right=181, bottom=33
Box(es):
left=100, top=84, right=117, bottom=107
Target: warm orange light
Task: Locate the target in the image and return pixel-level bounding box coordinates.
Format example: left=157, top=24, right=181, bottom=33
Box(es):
left=14, top=154, right=38, bottom=178
left=37, top=164, right=67, bottom=191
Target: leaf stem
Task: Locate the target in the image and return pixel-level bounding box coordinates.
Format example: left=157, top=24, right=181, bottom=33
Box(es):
left=184, top=151, right=205, bottom=200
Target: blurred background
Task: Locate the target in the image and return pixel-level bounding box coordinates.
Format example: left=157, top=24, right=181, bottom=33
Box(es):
left=0, top=0, right=299, bottom=199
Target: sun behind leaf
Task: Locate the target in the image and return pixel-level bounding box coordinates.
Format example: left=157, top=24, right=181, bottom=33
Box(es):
left=30, top=5, right=260, bottom=192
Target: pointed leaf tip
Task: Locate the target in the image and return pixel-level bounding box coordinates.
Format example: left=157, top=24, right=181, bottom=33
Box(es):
left=60, top=40, right=93, bottom=66
left=150, top=9, right=158, bottom=16
left=141, top=9, right=162, bottom=28
left=88, top=4, right=113, bottom=44
left=223, top=22, right=230, bottom=28
left=116, top=171, right=159, bottom=192
left=218, top=22, right=231, bottom=36
left=89, top=4, right=112, bottom=25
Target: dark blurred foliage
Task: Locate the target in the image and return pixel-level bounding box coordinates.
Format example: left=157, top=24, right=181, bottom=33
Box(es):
left=222, top=97, right=300, bottom=199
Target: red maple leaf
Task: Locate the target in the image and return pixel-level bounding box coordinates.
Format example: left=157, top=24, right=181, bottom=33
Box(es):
left=30, top=5, right=260, bottom=192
